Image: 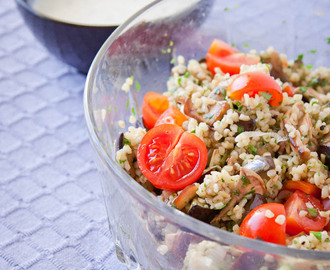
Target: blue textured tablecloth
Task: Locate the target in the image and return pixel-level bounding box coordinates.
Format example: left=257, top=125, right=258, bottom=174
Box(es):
left=0, top=1, right=126, bottom=269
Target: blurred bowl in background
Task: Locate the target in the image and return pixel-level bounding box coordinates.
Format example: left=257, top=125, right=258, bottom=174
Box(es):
left=15, top=0, right=154, bottom=73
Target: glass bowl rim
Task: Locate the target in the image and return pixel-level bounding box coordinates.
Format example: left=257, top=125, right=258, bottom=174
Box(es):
left=83, top=0, right=330, bottom=261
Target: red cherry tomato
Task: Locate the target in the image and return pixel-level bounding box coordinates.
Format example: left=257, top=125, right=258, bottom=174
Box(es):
left=142, top=92, right=169, bottom=130
left=227, top=72, right=283, bottom=106
left=284, top=190, right=326, bottom=236
left=282, top=83, right=295, bottom=97
left=206, top=39, right=260, bottom=75
left=137, top=124, right=207, bottom=191
left=155, top=107, right=188, bottom=127
left=283, top=180, right=321, bottom=198
left=239, top=203, right=286, bottom=245
left=208, top=39, right=238, bottom=57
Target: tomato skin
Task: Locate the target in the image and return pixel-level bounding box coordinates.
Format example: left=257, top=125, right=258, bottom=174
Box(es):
left=206, top=53, right=260, bottom=75
left=284, top=190, right=326, bottom=236
left=137, top=124, right=207, bottom=191
left=282, top=83, right=295, bottom=97
left=155, top=107, right=188, bottom=127
left=206, top=39, right=260, bottom=75
left=142, top=92, right=169, bottom=130
left=239, top=203, right=286, bottom=245
left=283, top=180, right=321, bottom=198
left=208, top=39, right=238, bottom=57
left=227, top=72, right=283, bottom=106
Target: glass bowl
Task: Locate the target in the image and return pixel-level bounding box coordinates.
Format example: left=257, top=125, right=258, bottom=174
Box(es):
left=84, top=0, right=330, bottom=269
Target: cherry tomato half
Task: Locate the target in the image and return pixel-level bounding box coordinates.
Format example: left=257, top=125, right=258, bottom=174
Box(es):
left=282, top=83, right=295, bottom=97
left=142, top=91, right=169, bottom=130
left=155, top=106, right=188, bottom=127
left=284, top=190, right=326, bottom=236
left=227, top=72, right=283, bottom=106
left=206, top=39, right=260, bottom=75
left=239, top=203, right=286, bottom=245
left=137, top=124, right=207, bottom=191
left=283, top=180, right=321, bottom=198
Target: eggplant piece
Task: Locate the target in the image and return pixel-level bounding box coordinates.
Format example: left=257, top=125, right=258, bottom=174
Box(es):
left=187, top=205, right=220, bottom=224
left=318, top=134, right=330, bottom=168
left=118, top=132, right=124, bottom=149
left=295, top=87, right=328, bottom=104
left=244, top=156, right=275, bottom=174
left=231, top=252, right=277, bottom=270
left=236, top=119, right=256, bottom=132
left=240, top=194, right=267, bottom=222
left=269, top=51, right=289, bottom=82
left=211, top=168, right=266, bottom=226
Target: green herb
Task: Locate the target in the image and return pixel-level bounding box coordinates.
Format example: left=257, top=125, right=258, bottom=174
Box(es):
left=311, top=100, right=318, bottom=106
left=231, top=43, right=235, bottom=47
left=169, top=40, right=174, bottom=47
left=260, top=92, right=272, bottom=101
left=237, top=126, right=244, bottom=134
left=167, top=48, right=171, bottom=53
left=325, top=239, right=330, bottom=243
left=172, top=203, right=177, bottom=209
left=130, top=75, right=134, bottom=80
left=281, top=163, right=286, bottom=169
left=235, top=102, right=243, bottom=112
left=191, top=129, right=196, bottom=134
left=244, top=188, right=256, bottom=195
left=221, top=88, right=227, bottom=98
left=126, top=98, right=130, bottom=109
left=115, top=107, right=118, bottom=111
left=161, top=49, right=167, bottom=54
left=263, top=194, right=269, bottom=199
left=327, top=37, right=330, bottom=44
left=170, top=58, right=175, bottom=64
left=310, top=231, right=322, bottom=242
left=296, top=54, right=304, bottom=61
left=131, top=107, right=136, bottom=116
left=107, top=105, right=111, bottom=112
left=319, top=162, right=328, bottom=171
left=224, top=7, right=230, bottom=11
left=184, top=71, right=190, bottom=78
left=256, top=103, right=262, bottom=108
left=241, top=175, right=251, bottom=187
left=307, top=208, right=318, bottom=218
left=308, top=140, right=312, bottom=147
left=299, top=86, right=308, bottom=93
left=118, top=159, right=126, bottom=164
left=308, top=50, right=317, bottom=54
left=234, top=190, right=240, bottom=196
left=178, top=77, right=182, bottom=86
left=308, top=78, right=318, bottom=87
left=135, top=81, right=141, bottom=92
left=243, top=44, right=249, bottom=48
left=204, top=113, right=214, bottom=119
left=282, top=115, right=287, bottom=119
left=248, top=145, right=257, bottom=155
left=293, top=240, right=297, bottom=244
left=323, top=117, right=329, bottom=122
left=123, top=138, right=131, bottom=145
left=215, top=204, right=227, bottom=210
left=265, top=63, right=271, bottom=70
left=234, top=4, right=238, bottom=8
left=320, top=79, right=326, bottom=86
left=305, top=65, right=313, bottom=69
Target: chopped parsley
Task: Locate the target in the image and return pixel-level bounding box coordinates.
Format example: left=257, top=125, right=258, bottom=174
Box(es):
left=170, top=58, right=175, bottom=64
left=310, top=231, right=322, bottom=242
left=221, top=88, right=227, bottom=98
left=260, top=92, right=272, bottom=101
left=178, top=77, right=182, bottom=86
left=305, top=65, right=313, bottom=69
left=237, top=126, right=244, bottom=134
left=191, top=129, right=196, bottom=134
left=204, top=113, right=214, bottom=119
left=114, top=107, right=118, bottom=111
left=172, top=203, right=177, bottom=209
left=161, top=49, right=167, bottom=54
left=299, top=86, right=308, bottom=93
left=308, top=78, right=319, bottom=87
left=169, top=40, right=174, bottom=47
left=256, top=103, right=262, bottom=108
left=224, top=7, right=230, bottom=11
left=231, top=43, right=235, bottom=47
left=324, top=117, right=329, bottom=122
left=296, top=54, right=304, bottom=61
left=327, top=37, right=330, bottom=44
left=241, top=175, right=251, bottom=187
left=234, top=4, right=239, bottom=8
left=184, top=71, right=190, bottom=78
left=248, top=145, right=257, bottom=155
left=123, top=138, right=131, bottom=145
left=135, top=81, right=141, bottom=92
left=107, top=105, right=111, bottom=112
left=311, top=100, right=318, bottom=106
left=282, top=115, right=287, bottom=119
left=131, top=107, right=136, bottom=116
left=308, top=50, right=317, bottom=54
left=243, top=44, right=249, bottom=48
left=307, top=208, right=318, bottom=218
left=234, top=190, right=240, bottom=196
left=126, top=98, right=130, bottom=109
left=281, top=163, right=287, bottom=169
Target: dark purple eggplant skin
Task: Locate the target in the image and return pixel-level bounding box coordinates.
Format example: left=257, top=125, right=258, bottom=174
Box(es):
left=187, top=205, right=220, bottom=224
left=231, top=251, right=278, bottom=270
left=236, top=119, right=256, bottom=132
left=118, top=133, right=124, bottom=149
left=240, top=194, right=267, bottom=223
left=318, top=145, right=330, bottom=168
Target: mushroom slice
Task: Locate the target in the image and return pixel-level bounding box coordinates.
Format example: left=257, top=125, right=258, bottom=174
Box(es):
left=295, top=87, right=328, bottom=104
left=210, top=168, right=266, bottom=226
left=236, top=119, right=256, bottom=132
left=187, top=205, right=220, bottom=223
left=269, top=51, right=289, bottom=82
left=283, top=103, right=317, bottom=161
left=182, top=98, right=229, bottom=126
left=244, top=156, right=275, bottom=174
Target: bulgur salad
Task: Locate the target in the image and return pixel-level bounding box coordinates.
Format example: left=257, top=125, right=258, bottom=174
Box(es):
left=116, top=39, right=330, bottom=250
